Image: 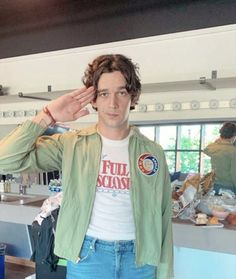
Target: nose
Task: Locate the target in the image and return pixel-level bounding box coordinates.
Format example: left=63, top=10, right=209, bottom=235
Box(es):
left=108, top=93, right=118, bottom=109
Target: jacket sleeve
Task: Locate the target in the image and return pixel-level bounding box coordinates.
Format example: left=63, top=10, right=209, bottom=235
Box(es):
left=231, top=152, right=236, bottom=186
left=157, top=155, right=174, bottom=279
left=0, top=120, right=64, bottom=174
left=203, top=145, right=210, bottom=156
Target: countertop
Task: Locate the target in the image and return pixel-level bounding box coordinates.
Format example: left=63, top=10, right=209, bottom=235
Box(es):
left=1, top=184, right=236, bottom=256
left=173, top=217, right=236, bottom=255
left=0, top=184, right=50, bottom=225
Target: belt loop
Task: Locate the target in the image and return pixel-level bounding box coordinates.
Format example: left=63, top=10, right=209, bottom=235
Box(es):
left=114, top=241, right=119, bottom=252
left=132, top=241, right=135, bottom=253
left=90, top=237, right=97, bottom=252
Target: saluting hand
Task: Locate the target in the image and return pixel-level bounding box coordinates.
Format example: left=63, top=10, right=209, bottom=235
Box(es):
left=32, top=86, right=95, bottom=127
left=46, top=86, right=95, bottom=122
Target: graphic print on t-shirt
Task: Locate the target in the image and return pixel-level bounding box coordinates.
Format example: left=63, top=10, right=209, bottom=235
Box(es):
left=86, top=133, right=135, bottom=240
left=97, top=154, right=130, bottom=196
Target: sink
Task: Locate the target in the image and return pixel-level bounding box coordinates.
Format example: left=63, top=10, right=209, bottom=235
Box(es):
left=23, top=199, right=45, bottom=207
left=0, top=193, right=34, bottom=203
left=0, top=193, right=47, bottom=206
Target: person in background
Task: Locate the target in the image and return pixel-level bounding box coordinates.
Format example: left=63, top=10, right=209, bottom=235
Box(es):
left=0, top=54, right=173, bottom=279
left=204, top=122, right=236, bottom=195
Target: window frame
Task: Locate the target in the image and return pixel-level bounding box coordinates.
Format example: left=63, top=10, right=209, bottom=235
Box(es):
left=137, top=121, right=226, bottom=173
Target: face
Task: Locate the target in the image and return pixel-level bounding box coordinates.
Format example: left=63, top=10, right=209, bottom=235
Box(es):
left=91, top=71, right=136, bottom=139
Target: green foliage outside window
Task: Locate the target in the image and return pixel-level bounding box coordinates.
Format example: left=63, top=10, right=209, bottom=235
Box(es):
left=139, top=123, right=222, bottom=174
left=165, top=152, right=175, bottom=173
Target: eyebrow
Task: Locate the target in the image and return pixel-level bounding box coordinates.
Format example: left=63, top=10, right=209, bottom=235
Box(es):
left=97, top=86, right=127, bottom=94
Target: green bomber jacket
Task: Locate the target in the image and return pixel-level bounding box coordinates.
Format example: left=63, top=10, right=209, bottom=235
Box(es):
left=0, top=120, right=173, bottom=279
left=204, top=140, right=236, bottom=187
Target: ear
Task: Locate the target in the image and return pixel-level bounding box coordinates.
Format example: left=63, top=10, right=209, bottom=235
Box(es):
left=91, top=99, right=97, bottom=109
left=131, top=95, right=139, bottom=108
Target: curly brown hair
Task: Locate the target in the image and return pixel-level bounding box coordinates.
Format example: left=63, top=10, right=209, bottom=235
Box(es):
left=82, top=54, right=141, bottom=110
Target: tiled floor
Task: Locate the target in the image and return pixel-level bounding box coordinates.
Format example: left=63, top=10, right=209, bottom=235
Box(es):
left=5, top=262, right=35, bottom=279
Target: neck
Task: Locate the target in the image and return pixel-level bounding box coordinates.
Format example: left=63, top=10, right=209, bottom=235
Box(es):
left=220, top=137, right=233, bottom=143
left=97, top=125, right=130, bottom=140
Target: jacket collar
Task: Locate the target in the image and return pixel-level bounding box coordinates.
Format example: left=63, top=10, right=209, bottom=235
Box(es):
left=75, top=124, right=143, bottom=140
left=75, top=124, right=98, bottom=136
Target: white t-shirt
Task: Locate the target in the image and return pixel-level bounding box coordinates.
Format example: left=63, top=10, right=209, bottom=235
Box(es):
left=86, top=133, right=135, bottom=240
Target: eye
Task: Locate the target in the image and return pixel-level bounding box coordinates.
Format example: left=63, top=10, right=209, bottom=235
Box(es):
left=118, top=90, right=129, bottom=96
left=98, top=92, right=109, bottom=97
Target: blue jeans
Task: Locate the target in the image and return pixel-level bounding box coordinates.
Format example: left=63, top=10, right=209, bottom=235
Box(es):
left=67, top=235, right=156, bottom=279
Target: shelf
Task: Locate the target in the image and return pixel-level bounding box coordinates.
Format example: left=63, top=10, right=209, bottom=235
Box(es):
left=0, top=89, right=71, bottom=104
left=1, top=77, right=236, bottom=104
left=142, top=77, right=236, bottom=93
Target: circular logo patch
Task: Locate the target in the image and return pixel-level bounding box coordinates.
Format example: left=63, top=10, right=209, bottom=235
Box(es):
left=137, top=153, right=159, bottom=176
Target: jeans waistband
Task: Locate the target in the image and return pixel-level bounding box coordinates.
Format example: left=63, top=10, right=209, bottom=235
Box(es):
left=84, top=235, right=135, bottom=252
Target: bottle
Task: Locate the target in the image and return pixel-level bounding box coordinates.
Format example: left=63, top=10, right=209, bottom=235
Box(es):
left=8, top=180, right=11, bottom=192
left=4, top=180, right=11, bottom=193
left=0, top=180, right=4, bottom=193
left=3, top=180, right=7, bottom=193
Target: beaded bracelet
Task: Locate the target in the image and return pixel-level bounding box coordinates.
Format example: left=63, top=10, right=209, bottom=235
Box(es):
left=43, top=106, right=56, bottom=126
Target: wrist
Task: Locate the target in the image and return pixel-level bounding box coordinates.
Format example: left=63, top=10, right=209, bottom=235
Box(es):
left=43, top=106, right=57, bottom=127
left=31, top=110, right=52, bottom=128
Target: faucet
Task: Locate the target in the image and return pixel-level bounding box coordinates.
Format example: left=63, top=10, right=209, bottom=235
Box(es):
left=19, top=184, right=27, bottom=195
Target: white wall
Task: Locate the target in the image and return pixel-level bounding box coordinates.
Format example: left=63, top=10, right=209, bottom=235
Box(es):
left=0, top=24, right=236, bottom=126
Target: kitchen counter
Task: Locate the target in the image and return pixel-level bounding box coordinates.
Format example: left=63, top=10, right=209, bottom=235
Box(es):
left=0, top=188, right=50, bottom=259
left=173, top=218, right=236, bottom=279
left=0, top=184, right=51, bottom=224
left=0, top=199, right=46, bottom=225
left=1, top=194, right=236, bottom=278
left=173, top=218, right=236, bottom=255
left=1, top=194, right=236, bottom=255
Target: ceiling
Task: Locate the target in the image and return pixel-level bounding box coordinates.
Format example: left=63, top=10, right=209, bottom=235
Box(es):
left=0, top=0, right=236, bottom=59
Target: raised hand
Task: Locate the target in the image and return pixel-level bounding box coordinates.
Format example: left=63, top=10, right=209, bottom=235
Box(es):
left=47, top=86, right=95, bottom=122
left=33, top=86, right=96, bottom=127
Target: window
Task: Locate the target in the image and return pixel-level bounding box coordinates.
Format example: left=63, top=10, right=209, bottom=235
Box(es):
left=139, top=123, right=222, bottom=174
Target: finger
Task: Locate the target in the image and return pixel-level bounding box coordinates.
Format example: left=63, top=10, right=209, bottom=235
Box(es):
left=68, top=98, right=90, bottom=114
left=73, top=94, right=95, bottom=107
left=69, top=86, right=94, bottom=98
left=79, top=93, right=95, bottom=107
left=73, top=108, right=90, bottom=119
left=69, top=87, right=87, bottom=97
left=73, top=87, right=95, bottom=100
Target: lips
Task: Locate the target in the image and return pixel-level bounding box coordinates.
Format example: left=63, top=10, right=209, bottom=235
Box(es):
left=106, top=112, right=119, bottom=117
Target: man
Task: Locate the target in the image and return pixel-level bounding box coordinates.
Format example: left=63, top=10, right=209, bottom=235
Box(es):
left=0, top=54, right=173, bottom=279
left=204, top=122, right=236, bottom=195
